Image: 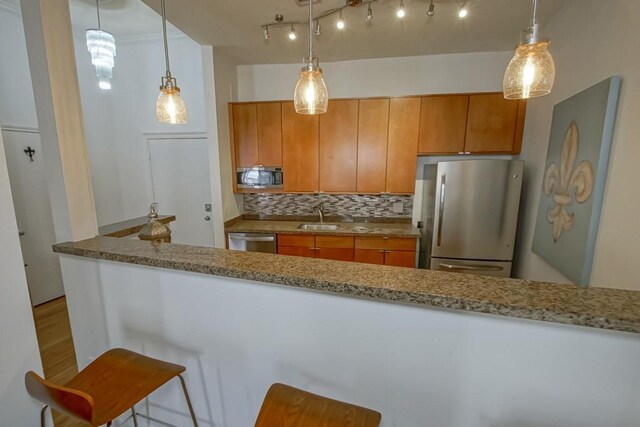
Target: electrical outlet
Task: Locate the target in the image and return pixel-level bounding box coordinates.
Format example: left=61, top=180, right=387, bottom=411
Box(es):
left=392, top=202, right=404, bottom=214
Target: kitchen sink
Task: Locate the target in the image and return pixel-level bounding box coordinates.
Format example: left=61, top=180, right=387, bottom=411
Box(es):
left=297, top=223, right=340, bottom=231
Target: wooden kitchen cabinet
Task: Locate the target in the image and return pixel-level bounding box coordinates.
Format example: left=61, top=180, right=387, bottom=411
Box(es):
left=465, top=94, right=526, bottom=153
left=418, top=95, right=469, bottom=155
left=282, top=102, right=319, bottom=192
left=232, top=103, right=258, bottom=167
left=256, top=102, right=282, bottom=166
left=386, top=97, right=421, bottom=194
left=354, top=236, right=417, bottom=267
left=319, top=100, right=359, bottom=192
left=277, top=234, right=354, bottom=261
left=357, top=98, right=390, bottom=193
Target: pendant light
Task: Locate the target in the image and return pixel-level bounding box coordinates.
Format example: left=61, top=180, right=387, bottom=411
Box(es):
left=86, top=0, right=116, bottom=90
left=503, top=0, right=555, bottom=99
left=156, top=0, right=188, bottom=124
left=293, top=0, right=329, bottom=115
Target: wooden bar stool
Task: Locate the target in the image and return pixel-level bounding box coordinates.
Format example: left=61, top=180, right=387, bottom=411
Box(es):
left=25, top=348, right=198, bottom=427
left=255, top=383, right=382, bottom=427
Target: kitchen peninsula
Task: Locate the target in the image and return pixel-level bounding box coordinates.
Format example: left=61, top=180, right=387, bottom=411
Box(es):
left=52, top=237, right=640, bottom=426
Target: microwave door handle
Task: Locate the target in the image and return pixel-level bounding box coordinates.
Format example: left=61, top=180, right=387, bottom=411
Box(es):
left=438, top=263, right=504, bottom=272
left=436, top=173, right=446, bottom=246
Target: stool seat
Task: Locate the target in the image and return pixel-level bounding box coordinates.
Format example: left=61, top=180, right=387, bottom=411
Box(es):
left=26, top=348, right=198, bottom=426
left=255, top=383, right=382, bottom=427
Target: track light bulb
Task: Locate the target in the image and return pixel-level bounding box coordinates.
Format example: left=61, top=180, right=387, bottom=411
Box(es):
left=264, top=27, right=269, bottom=40
left=336, top=11, right=345, bottom=29
left=396, top=1, right=406, bottom=18
left=458, top=3, right=468, bottom=18
left=427, top=1, right=435, bottom=17
left=289, top=25, right=296, bottom=40
left=366, top=5, right=373, bottom=21
left=315, top=21, right=321, bottom=36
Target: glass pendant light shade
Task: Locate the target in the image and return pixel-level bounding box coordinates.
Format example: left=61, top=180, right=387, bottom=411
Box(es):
left=503, top=40, right=555, bottom=99
left=294, top=60, right=328, bottom=115
left=86, top=29, right=116, bottom=90
left=156, top=84, right=187, bottom=124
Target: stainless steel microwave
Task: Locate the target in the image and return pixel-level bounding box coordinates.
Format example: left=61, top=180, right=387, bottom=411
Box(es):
left=236, top=167, right=283, bottom=189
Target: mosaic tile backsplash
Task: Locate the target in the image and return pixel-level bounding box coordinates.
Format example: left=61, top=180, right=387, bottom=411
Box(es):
left=243, top=194, right=414, bottom=218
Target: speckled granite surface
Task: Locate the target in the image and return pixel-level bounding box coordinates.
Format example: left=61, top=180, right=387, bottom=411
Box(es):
left=53, top=237, right=640, bottom=334
left=225, top=220, right=421, bottom=238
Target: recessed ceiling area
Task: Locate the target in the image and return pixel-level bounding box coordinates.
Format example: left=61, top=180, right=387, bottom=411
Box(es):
left=140, top=0, right=566, bottom=64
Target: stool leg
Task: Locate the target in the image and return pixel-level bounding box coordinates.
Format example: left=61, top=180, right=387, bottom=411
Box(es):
left=40, top=405, right=48, bottom=427
left=178, top=374, right=198, bottom=427
left=131, top=407, right=139, bottom=427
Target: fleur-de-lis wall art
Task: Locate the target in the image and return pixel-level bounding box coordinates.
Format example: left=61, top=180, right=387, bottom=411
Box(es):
left=542, top=121, right=594, bottom=242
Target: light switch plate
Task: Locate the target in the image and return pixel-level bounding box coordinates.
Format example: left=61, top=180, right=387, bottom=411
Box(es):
left=392, top=202, right=403, bottom=214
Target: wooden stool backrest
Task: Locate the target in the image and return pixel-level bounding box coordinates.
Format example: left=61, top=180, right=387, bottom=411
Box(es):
left=255, top=383, right=382, bottom=427
left=25, top=371, right=95, bottom=424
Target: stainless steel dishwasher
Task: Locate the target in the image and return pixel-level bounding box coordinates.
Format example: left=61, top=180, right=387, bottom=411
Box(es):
left=227, top=233, right=277, bottom=253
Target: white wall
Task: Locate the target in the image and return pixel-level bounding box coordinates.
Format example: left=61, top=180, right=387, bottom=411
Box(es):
left=74, top=34, right=208, bottom=226
left=62, top=255, right=640, bottom=427
left=0, top=130, right=45, bottom=426
left=237, top=51, right=513, bottom=101
left=514, top=0, right=640, bottom=290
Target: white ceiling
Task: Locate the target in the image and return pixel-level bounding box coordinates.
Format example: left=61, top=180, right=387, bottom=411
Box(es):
left=5, top=0, right=566, bottom=64
left=139, top=0, right=567, bottom=64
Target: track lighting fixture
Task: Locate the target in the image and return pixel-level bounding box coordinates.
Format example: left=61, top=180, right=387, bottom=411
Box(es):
left=366, top=4, right=373, bottom=22
left=289, top=24, right=297, bottom=40
left=503, top=0, right=555, bottom=99
left=458, top=2, right=468, bottom=18
left=427, top=0, right=435, bottom=17
left=315, top=21, right=321, bottom=36
left=396, top=0, right=406, bottom=18
left=263, top=27, right=269, bottom=40
left=336, top=11, right=345, bottom=29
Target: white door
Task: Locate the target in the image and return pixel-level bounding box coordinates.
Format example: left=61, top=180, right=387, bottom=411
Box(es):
left=2, top=130, right=64, bottom=305
left=148, top=137, right=214, bottom=247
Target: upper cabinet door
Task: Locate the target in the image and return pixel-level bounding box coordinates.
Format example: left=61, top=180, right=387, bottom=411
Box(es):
left=257, top=102, right=282, bottom=166
left=464, top=94, right=523, bottom=153
left=386, top=97, right=420, bottom=194
left=357, top=98, right=389, bottom=193
left=319, top=100, right=358, bottom=192
left=418, top=95, right=469, bottom=154
left=282, top=102, right=319, bottom=192
left=233, top=104, right=258, bottom=167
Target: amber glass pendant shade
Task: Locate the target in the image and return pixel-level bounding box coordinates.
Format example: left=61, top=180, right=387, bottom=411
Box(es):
left=156, top=86, right=188, bottom=124
left=503, top=40, right=555, bottom=99
left=294, top=67, right=328, bottom=115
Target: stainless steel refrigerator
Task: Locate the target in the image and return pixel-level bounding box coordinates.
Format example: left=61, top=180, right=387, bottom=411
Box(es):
left=419, top=159, right=524, bottom=277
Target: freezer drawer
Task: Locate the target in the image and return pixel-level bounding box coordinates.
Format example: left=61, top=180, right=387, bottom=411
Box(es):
left=430, top=257, right=512, bottom=278
left=228, top=233, right=277, bottom=253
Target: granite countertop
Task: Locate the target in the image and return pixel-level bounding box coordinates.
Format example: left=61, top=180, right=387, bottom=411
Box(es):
left=53, top=237, right=640, bottom=334
left=98, top=215, right=176, bottom=238
left=225, top=219, right=421, bottom=238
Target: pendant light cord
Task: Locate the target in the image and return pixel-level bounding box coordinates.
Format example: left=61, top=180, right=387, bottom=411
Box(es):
left=95, top=0, right=101, bottom=29
left=308, top=0, right=313, bottom=60
left=530, top=0, right=538, bottom=27
left=161, top=0, right=171, bottom=76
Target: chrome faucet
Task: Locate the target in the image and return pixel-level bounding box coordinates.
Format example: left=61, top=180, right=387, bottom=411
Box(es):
left=315, top=202, right=325, bottom=223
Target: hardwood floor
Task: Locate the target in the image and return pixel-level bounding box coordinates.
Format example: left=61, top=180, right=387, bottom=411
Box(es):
left=33, top=297, right=86, bottom=427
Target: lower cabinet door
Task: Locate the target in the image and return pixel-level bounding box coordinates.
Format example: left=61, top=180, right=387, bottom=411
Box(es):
left=278, top=246, right=315, bottom=258
left=384, top=251, right=416, bottom=268
left=354, top=249, right=385, bottom=265
left=316, top=248, right=354, bottom=262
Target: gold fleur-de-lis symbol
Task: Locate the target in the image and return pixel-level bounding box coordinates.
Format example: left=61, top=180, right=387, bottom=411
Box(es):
left=543, top=121, right=594, bottom=242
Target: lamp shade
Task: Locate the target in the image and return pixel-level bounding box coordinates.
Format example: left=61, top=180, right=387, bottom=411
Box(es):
left=503, top=41, right=555, bottom=99
left=294, top=68, right=328, bottom=115
left=156, top=87, right=188, bottom=124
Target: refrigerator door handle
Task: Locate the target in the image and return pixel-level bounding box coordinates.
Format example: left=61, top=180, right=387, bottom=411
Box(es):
left=438, top=263, right=504, bottom=272
left=436, top=173, right=446, bottom=246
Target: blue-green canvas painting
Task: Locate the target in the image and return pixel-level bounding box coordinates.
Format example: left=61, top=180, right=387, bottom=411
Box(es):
left=532, top=77, right=621, bottom=286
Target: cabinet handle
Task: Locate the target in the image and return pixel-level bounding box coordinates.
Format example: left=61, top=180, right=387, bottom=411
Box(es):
left=379, top=250, right=385, bottom=253
left=382, top=236, right=389, bottom=240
